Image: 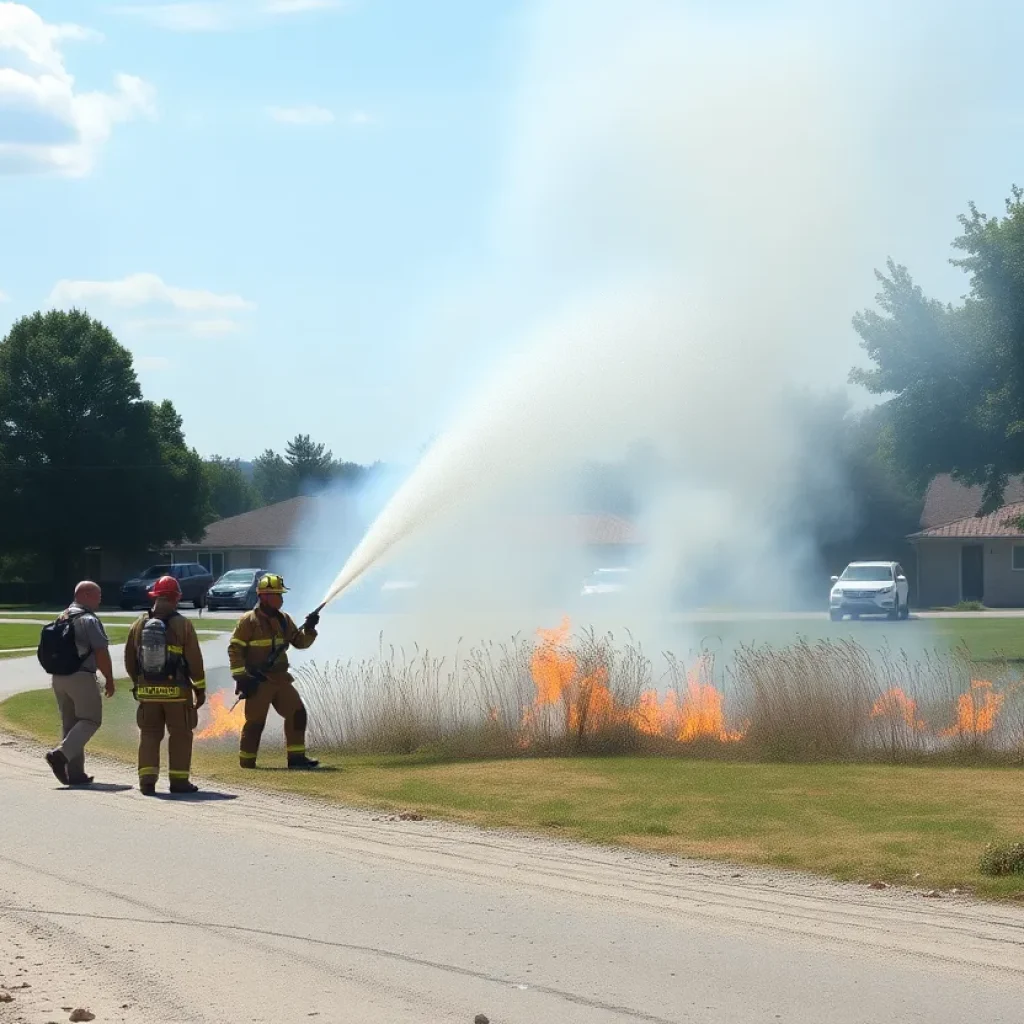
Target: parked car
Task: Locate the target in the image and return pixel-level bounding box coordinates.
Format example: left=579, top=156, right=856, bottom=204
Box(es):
left=206, top=567, right=266, bottom=611
left=829, top=561, right=910, bottom=621
left=120, top=562, right=214, bottom=610
left=581, top=567, right=630, bottom=596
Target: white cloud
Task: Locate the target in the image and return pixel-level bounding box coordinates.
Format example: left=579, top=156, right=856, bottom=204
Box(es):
left=264, top=0, right=341, bottom=12
left=49, top=272, right=254, bottom=313
left=349, top=109, right=372, bottom=126
left=125, top=316, right=244, bottom=338
left=0, top=2, right=155, bottom=176
left=135, top=355, right=172, bottom=372
left=190, top=318, right=242, bottom=336
left=267, top=104, right=335, bottom=125
left=52, top=23, right=105, bottom=43
left=118, top=4, right=230, bottom=32
left=117, top=1, right=342, bottom=32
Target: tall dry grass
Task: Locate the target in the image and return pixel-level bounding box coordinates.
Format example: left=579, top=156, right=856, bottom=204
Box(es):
left=293, top=632, right=1023, bottom=764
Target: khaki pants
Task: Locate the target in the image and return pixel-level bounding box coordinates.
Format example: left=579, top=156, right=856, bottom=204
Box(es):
left=240, top=677, right=307, bottom=766
left=137, top=702, right=197, bottom=783
left=51, top=671, right=102, bottom=779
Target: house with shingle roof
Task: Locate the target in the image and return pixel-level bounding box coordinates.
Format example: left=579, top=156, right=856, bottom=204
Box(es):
left=911, top=474, right=1024, bottom=607
left=158, top=497, right=642, bottom=583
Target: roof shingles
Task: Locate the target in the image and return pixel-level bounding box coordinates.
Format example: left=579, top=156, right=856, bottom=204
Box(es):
left=174, top=498, right=641, bottom=549
left=921, top=473, right=1024, bottom=528
left=178, top=496, right=316, bottom=549
left=912, top=501, right=1024, bottom=540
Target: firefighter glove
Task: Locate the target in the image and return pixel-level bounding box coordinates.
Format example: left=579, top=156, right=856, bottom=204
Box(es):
left=303, top=610, right=321, bottom=631
left=235, top=674, right=259, bottom=699
left=193, top=688, right=206, bottom=709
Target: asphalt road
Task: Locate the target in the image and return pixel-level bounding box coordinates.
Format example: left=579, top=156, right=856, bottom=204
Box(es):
left=2, top=633, right=1023, bottom=1022
left=1, top=737, right=1023, bottom=1024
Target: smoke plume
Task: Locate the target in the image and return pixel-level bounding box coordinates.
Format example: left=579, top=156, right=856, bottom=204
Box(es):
left=296, top=0, right=971, bottom=656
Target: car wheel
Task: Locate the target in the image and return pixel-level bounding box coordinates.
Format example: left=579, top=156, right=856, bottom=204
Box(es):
left=887, top=602, right=900, bottom=621
left=120, top=602, right=133, bottom=611
left=829, top=610, right=842, bottom=622
left=899, top=601, right=910, bottom=620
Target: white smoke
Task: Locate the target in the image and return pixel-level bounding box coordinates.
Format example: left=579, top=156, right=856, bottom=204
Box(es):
left=301, top=0, right=993, bottom=656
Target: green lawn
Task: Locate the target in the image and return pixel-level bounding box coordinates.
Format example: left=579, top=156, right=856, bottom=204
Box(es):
left=0, top=612, right=239, bottom=630
left=0, top=610, right=1021, bottom=657
left=3, top=680, right=1021, bottom=900
left=0, top=622, right=132, bottom=651
left=667, top=615, right=1024, bottom=663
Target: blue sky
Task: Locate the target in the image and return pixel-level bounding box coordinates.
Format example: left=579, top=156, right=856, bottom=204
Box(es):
left=0, top=0, right=523, bottom=462
left=3, top=0, right=1024, bottom=464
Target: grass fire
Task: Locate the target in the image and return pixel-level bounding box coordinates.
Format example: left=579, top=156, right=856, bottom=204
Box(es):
left=194, top=620, right=1024, bottom=765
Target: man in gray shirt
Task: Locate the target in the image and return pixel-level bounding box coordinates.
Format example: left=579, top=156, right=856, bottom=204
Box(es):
left=45, top=581, right=116, bottom=787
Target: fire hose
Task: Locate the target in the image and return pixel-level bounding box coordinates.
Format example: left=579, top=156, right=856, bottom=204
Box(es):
left=228, top=606, right=325, bottom=711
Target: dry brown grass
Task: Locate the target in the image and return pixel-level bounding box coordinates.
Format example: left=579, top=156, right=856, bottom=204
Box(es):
left=295, top=630, right=1024, bottom=765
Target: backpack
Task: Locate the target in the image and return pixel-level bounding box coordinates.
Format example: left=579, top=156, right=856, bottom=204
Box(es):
left=37, top=612, right=87, bottom=676
left=139, top=612, right=181, bottom=681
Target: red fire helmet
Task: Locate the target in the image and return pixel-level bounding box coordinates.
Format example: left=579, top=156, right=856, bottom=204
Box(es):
left=148, top=575, right=182, bottom=599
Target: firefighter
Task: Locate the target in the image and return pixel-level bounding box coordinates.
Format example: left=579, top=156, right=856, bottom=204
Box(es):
left=124, top=575, right=206, bottom=795
left=229, top=573, right=320, bottom=769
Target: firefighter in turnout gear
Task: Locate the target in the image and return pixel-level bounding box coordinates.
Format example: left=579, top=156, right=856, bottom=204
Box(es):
left=124, top=575, right=206, bottom=795
left=229, top=573, right=320, bottom=769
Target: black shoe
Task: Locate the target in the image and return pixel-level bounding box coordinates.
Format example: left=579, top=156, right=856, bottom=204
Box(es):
left=169, top=780, right=199, bottom=794
left=139, top=781, right=157, bottom=796
left=67, top=775, right=94, bottom=787
left=287, top=755, right=320, bottom=770
left=45, top=750, right=70, bottom=786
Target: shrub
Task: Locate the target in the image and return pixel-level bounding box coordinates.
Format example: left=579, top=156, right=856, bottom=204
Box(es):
left=979, top=842, right=1024, bottom=876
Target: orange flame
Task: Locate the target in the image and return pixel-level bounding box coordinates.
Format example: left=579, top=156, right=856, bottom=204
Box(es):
left=870, top=688, right=926, bottom=732
left=940, top=679, right=1005, bottom=738
left=531, top=616, right=577, bottom=705
left=528, top=620, right=744, bottom=743
left=634, top=657, right=745, bottom=743
left=568, top=666, right=615, bottom=733
left=196, top=691, right=245, bottom=740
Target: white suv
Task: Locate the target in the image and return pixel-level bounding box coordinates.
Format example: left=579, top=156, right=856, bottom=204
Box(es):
left=829, top=561, right=909, bottom=621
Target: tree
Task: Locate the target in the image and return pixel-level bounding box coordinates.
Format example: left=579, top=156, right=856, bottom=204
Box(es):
left=250, top=437, right=371, bottom=506
left=852, top=186, right=1024, bottom=512
left=285, top=433, right=334, bottom=494
left=204, top=456, right=257, bottom=520
left=146, top=399, right=209, bottom=543
left=333, top=459, right=370, bottom=489
left=252, top=449, right=293, bottom=505
left=0, top=309, right=207, bottom=586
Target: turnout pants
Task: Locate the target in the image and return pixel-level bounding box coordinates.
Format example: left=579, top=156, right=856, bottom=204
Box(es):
left=240, top=677, right=308, bottom=766
left=51, top=671, right=102, bottom=779
left=137, top=702, right=197, bottom=785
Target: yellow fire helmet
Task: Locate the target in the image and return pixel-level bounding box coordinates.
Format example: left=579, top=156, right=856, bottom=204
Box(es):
left=256, top=573, right=289, bottom=595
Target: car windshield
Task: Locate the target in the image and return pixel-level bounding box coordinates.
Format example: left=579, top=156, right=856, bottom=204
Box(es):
left=841, top=565, right=893, bottom=582
left=219, top=570, right=256, bottom=583
left=141, top=565, right=173, bottom=579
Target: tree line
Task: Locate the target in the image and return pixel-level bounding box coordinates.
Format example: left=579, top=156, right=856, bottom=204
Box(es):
left=4, top=185, right=1023, bottom=585
left=0, top=310, right=371, bottom=584
left=570, top=186, right=1024, bottom=569
left=205, top=437, right=375, bottom=520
